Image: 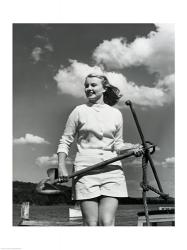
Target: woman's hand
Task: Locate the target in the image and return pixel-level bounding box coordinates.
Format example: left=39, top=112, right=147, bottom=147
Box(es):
left=132, top=144, right=144, bottom=157
left=58, top=152, right=69, bottom=183
left=58, top=175, right=69, bottom=183
left=116, top=143, right=144, bottom=156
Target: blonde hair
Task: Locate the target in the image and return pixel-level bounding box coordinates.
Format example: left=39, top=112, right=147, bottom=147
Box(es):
left=85, top=74, right=122, bottom=106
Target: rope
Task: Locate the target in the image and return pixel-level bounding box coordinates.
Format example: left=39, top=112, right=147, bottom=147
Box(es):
left=141, top=154, right=150, bottom=225
left=141, top=183, right=169, bottom=199
left=142, top=190, right=150, bottom=226
left=140, top=152, right=169, bottom=226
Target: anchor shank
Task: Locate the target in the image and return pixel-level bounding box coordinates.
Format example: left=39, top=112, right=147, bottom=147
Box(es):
left=146, top=150, right=164, bottom=193
left=125, top=100, right=164, bottom=193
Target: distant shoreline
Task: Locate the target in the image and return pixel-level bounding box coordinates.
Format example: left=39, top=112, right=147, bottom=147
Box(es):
left=13, top=180, right=175, bottom=206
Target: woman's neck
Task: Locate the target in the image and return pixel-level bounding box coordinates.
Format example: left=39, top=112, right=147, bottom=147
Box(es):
left=88, top=95, right=105, bottom=105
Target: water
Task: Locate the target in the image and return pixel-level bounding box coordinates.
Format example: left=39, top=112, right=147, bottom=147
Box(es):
left=13, top=203, right=174, bottom=226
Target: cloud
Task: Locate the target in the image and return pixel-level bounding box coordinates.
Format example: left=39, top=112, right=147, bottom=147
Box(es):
left=13, top=133, right=50, bottom=145
left=34, top=35, right=54, bottom=52
left=44, top=43, right=54, bottom=52
left=106, top=72, right=174, bottom=107
left=54, top=59, right=104, bottom=97
left=53, top=23, right=174, bottom=107
left=161, top=157, right=175, bottom=168
left=35, top=154, right=58, bottom=167
left=128, top=156, right=175, bottom=169
left=31, top=34, right=54, bottom=63
left=93, top=23, right=174, bottom=78
left=54, top=60, right=174, bottom=107
left=35, top=154, right=73, bottom=168
left=31, top=47, right=43, bottom=63
left=156, top=74, right=175, bottom=103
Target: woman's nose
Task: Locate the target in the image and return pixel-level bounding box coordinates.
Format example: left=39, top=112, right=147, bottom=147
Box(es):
left=87, top=86, right=92, bottom=91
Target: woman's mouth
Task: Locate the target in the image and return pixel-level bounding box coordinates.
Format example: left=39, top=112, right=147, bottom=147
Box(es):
left=86, top=91, right=95, bottom=97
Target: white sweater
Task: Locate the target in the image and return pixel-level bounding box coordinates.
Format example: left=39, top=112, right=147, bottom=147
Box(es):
left=57, top=103, right=133, bottom=170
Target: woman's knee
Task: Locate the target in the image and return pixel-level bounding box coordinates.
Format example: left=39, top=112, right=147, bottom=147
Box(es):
left=99, top=216, right=115, bottom=226
left=98, top=196, right=118, bottom=226
left=83, top=219, right=98, bottom=226
left=80, top=198, right=99, bottom=226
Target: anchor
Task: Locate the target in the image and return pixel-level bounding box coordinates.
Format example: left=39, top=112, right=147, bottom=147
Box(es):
left=36, top=144, right=155, bottom=195
left=125, top=100, right=170, bottom=226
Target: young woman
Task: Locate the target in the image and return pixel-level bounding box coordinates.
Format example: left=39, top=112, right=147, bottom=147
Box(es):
left=57, top=74, right=143, bottom=226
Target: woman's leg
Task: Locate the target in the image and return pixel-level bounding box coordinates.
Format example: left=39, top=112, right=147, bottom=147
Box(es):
left=80, top=198, right=99, bottom=226
left=98, top=196, right=118, bottom=226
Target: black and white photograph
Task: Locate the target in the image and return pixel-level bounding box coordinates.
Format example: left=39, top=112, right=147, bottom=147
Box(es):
left=1, top=0, right=186, bottom=249
left=13, top=23, right=175, bottom=227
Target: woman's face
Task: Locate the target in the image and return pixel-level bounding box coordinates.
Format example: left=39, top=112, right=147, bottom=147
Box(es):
left=84, top=77, right=106, bottom=103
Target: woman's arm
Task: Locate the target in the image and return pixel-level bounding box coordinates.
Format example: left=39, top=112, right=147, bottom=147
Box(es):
left=58, top=152, right=69, bottom=177
left=113, top=110, right=129, bottom=153
left=57, top=107, right=79, bottom=178
left=114, top=110, right=143, bottom=156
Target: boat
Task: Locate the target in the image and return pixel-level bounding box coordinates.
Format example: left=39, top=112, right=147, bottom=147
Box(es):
left=69, top=203, right=82, bottom=221
left=137, top=208, right=175, bottom=226
left=19, top=202, right=83, bottom=226
left=158, top=206, right=174, bottom=211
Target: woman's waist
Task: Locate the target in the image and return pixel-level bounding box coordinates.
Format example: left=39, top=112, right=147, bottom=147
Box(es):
left=74, top=150, right=122, bottom=169
left=76, top=148, right=117, bottom=157
left=74, top=164, right=123, bottom=175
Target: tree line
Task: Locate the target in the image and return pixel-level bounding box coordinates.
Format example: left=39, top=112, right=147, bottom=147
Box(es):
left=13, top=181, right=175, bottom=206
left=13, top=181, right=74, bottom=205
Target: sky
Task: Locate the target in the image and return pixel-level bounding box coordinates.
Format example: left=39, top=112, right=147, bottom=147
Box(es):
left=13, top=23, right=175, bottom=197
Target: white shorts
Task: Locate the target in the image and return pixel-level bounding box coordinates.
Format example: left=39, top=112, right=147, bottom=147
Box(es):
left=72, top=165, right=128, bottom=200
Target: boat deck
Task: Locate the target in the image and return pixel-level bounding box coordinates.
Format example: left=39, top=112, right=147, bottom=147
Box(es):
left=14, top=204, right=175, bottom=226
